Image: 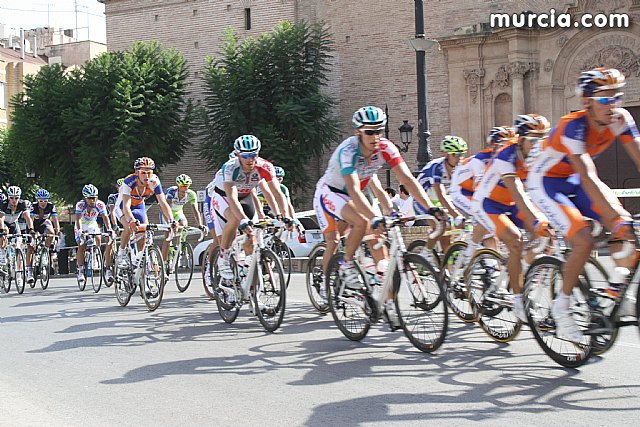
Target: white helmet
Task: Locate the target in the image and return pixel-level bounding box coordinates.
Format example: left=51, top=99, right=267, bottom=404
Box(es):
left=7, top=186, right=21, bottom=197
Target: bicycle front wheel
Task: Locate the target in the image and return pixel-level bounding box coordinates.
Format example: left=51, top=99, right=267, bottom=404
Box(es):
left=113, top=259, right=133, bottom=307
left=175, top=243, right=194, bottom=293
left=465, top=248, right=521, bottom=343
left=524, top=256, right=593, bottom=368
left=326, top=253, right=370, bottom=341
left=141, top=246, right=165, bottom=311
left=273, top=240, right=292, bottom=288
left=89, top=247, right=103, bottom=293
left=306, top=243, right=329, bottom=314
left=14, top=249, right=26, bottom=295
left=253, top=248, right=287, bottom=332
left=395, top=253, right=448, bottom=352
left=440, top=241, right=475, bottom=322
left=38, top=247, right=51, bottom=290
left=213, top=249, right=241, bottom=323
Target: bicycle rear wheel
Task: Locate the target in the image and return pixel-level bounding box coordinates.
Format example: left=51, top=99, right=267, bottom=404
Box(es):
left=253, top=248, right=286, bottom=332
left=407, top=239, right=441, bottom=271
left=394, top=253, right=448, bottom=352
left=203, top=245, right=216, bottom=299
left=213, top=250, right=241, bottom=323
left=89, top=247, right=103, bottom=293
left=141, top=246, right=165, bottom=311
left=524, top=256, right=593, bottom=368
left=306, top=243, right=329, bottom=314
left=37, top=247, right=51, bottom=290
left=14, top=249, right=26, bottom=295
left=175, top=243, right=194, bottom=293
left=465, top=248, right=521, bottom=342
left=440, top=241, right=475, bottom=322
left=326, top=252, right=370, bottom=341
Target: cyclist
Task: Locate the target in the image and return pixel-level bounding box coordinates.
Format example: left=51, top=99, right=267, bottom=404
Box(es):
left=26, top=189, right=61, bottom=284
left=471, top=114, right=553, bottom=322
left=0, top=186, right=34, bottom=281
left=212, top=135, right=293, bottom=289
left=107, top=178, right=124, bottom=229
left=75, top=184, right=115, bottom=284
left=415, top=136, right=468, bottom=253
left=115, top=157, right=175, bottom=271
left=313, top=105, right=443, bottom=324
left=161, top=174, right=207, bottom=266
left=527, top=67, right=640, bottom=342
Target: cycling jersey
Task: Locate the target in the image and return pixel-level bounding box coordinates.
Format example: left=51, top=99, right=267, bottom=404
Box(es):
left=416, top=157, right=452, bottom=203
left=450, top=149, right=494, bottom=217
left=166, top=186, right=197, bottom=221
left=528, top=108, right=640, bottom=238
left=213, top=156, right=275, bottom=199
left=314, top=136, right=403, bottom=233
left=0, top=200, right=31, bottom=233
left=471, top=141, right=529, bottom=236
left=75, top=200, right=108, bottom=223
left=114, top=173, right=163, bottom=224
left=30, top=202, right=58, bottom=231
left=319, top=136, right=403, bottom=193
left=106, top=193, right=118, bottom=207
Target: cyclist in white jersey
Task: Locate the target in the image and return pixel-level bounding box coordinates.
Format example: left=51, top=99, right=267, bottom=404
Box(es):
left=313, top=106, right=443, bottom=322
left=74, top=184, right=115, bottom=284
left=0, top=186, right=34, bottom=280
left=212, top=135, right=293, bottom=282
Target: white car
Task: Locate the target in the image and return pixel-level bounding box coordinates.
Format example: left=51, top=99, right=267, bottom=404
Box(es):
left=192, top=216, right=324, bottom=265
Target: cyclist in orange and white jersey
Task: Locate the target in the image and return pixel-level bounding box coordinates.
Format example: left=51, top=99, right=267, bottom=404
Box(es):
left=115, top=157, right=175, bottom=267
left=471, top=114, right=553, bottom=322
left=527, top=68, right=640, bottom=342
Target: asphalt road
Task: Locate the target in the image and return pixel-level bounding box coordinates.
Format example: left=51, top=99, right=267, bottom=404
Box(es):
left=2, top=272, right=640, bottom=426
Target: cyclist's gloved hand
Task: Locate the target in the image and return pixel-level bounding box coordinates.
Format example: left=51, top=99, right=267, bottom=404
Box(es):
left=198, top=224, right=208, bottom=233
left=389, top=211, right=401, bottom=220
left=533, top=218, right=552, bottom=238
left=454, top=215, right=465, bottom=227
left=239, top=218, right=253, bottom=232
left=371, top=216, right=385, bottom=231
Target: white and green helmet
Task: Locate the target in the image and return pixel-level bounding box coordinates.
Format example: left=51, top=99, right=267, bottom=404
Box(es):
left=233, top=135, right=261, bottom=153
left=176, top=174, right=192, bottom=186
left=440, top=135, right=468, bottom=154
left=352, top=106, right=387, bottom=128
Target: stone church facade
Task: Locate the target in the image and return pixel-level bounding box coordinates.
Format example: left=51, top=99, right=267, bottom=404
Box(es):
left=99, top=0, right=640, bottom=206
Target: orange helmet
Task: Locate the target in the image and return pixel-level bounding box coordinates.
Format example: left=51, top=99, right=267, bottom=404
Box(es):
left=487, top=126, right=516, bottom=144
left=578, top=67, right=625, bottom=97
left=514, top=114, right=550, bottom=137
left=134, top=157, right=155, bottom=170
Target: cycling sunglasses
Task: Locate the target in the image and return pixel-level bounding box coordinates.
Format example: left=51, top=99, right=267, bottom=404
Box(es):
left=239, top=152, right=258, bottom=159
left=590, top=93, right=623, bottom=105
left=362, top=128, right=384, bottom=136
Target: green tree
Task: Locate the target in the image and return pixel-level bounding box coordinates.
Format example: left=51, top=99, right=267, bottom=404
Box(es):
left=7, top=41, right=198, bottom=203
left=200, top=21, right=340, bottom=194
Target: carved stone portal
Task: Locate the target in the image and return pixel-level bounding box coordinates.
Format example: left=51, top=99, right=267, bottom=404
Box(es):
left=581, top=45, right=640, bottom=77
left=495, top=65, right=509, bottom=88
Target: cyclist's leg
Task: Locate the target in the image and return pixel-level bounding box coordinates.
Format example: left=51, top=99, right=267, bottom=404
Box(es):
left=313, top=185, right=343, bottom=274
left=239, top=197, right=257, bottom=257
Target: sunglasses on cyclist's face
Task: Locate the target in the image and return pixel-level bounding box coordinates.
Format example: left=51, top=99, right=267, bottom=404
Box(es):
left=448, top=153, right=464, bottom=157
left=239, top=152, right=258, bottom=159
left=9, top=196, right=19, bottom=200
left=37, top=199, right=48, bottom=203
left=361, top=128, right=384, bottom=136
left=138, top=169, right=153, bottom=175
left=590, top=93, right=623, bottom=106
left=178, top=184, right=189, bottom=189
left=85, top=197, right=97, bottom=201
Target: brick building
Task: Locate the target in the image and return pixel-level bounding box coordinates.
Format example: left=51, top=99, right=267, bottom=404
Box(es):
left=99, top=0, right=640, bottom=209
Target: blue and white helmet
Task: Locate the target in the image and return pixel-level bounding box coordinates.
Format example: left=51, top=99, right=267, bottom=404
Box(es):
left=352, top=106, right=387, bottom=128
left=82, top=184, right=99, bottom=198
left=233, top=135, right=261, bottom=153
left=35, top=189, right=51, bottom=199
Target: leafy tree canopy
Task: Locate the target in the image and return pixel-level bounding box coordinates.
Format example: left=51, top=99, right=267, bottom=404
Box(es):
left=200, top=20, right=340, bottom=194
left=6, top=41, right=199, bottom=204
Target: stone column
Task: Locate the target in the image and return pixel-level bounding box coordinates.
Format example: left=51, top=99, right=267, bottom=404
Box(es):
left=508, top=61, right=529, bottom=117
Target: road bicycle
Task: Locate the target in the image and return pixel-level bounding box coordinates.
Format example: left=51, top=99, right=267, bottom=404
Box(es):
left=325, top=214, right=448, bottom=352
left=113, top=224, right=170, bottom=311
left=165, top=226, right=204, bottom=292
left=264, top=223, right=293, bottom=288
left=210, top=219, right=287, bottom=332
left=523, top=219, right=639, bottom=368
left=0, top=232, right=30, bottom=294
left=28, top=232, right=58, bottom=291
left=77, top=232, right=113, bottom=293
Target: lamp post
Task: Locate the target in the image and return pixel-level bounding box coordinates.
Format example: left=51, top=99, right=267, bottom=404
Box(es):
left=407, top=0, right=434, bottom=170
left=398, top=120, right=414, bottom=152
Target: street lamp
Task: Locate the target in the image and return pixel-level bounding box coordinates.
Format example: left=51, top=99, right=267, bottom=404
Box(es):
left=407, top=0, right=436, bottom=170
left=398, top=120, right=414, bottom=152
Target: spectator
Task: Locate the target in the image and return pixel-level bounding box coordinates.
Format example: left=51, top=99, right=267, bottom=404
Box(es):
left=398, top=184, right=416, bottom=226
left=385, top=187, right=401, bottom=211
